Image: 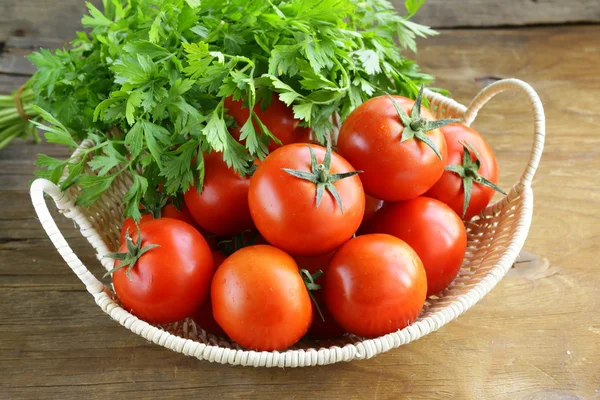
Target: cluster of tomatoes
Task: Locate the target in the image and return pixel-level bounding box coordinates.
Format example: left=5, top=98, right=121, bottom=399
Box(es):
left=109, top=88, right=504, bottom=352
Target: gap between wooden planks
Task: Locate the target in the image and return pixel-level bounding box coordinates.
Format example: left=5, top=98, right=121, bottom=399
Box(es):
left=1, top=0, right=599, bottom=43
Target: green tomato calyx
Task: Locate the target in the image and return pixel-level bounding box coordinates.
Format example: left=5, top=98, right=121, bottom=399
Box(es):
left=216, top=229, right=261, bottom=256
left=300, top=269, right=325, bottom=322
left=282, top=141, right=362, bottom=214
left=140, top=191, right=169, bottom=219
left=105, top=225, right=159, bottom=280
left=386, top=85, right=460, bottom=160
left=445, top=140, right=507, bottom=218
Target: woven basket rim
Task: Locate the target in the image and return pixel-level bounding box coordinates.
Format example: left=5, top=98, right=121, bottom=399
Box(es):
left=30, top=78, right=545, bottom=367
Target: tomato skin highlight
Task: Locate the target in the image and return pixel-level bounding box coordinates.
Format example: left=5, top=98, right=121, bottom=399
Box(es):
left=425, top=123, right=500, bottom=219
left=294, top=252, right=346, bottom=339
left=248, top=143, right=365, bottom=256
left=211, top=245, right=312, bottom=351
left=225, top=94, right=311, bottom=153
left=191, top=250, right=228, bottom=337
left=370, top=197, right=467, bottom=296
left=324, top=234, right=427, bottom=338
left=112, top=218, right=215, bottom=324
left=337, top=95, right=447, bottom=201
left=184, top=151, right=254, bottom=236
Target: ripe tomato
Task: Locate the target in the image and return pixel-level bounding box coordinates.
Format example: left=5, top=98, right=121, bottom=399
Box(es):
left=358, top=194, right=384, bottom=233
left=191, top=250, right=227, bottom=337
left=161, top=202, right=197, bottom=226
left=111, top=218, right=214, bottom=324
left=211, top=245, right=312, bottom=351
left=225, top=94, right=311, bottom=153
left=323, top=234, right=427, bottom=337
left=294, top=252, right=346, bottom=339
left=119, top=202, right=200, bottom=246
left=337, top=90, right=452, bottom=201
left=425, top=123, right=504, bottom=219
left=369, top=197, right=467, bottom=296
left=184, top=151, right=254, bottom=236
left=249, top=143, right=364, bottom=256
left=120, top=213, right=153, bottom=246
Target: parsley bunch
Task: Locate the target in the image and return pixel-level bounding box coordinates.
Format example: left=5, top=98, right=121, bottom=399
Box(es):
left=28, top=0, right=438, bottom=221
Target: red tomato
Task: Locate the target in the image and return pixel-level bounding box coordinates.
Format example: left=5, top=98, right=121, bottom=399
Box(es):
left=337, top=94, right=448, bottom=201
left=191, top=250, right=227, bottom=337
left=425, top=123, right=502, bottom=219
left=161, top=203, right=198, bottom=226
left=211, top=245, right=312, bottom=351
left=120, top=213, right=154, bottom=246
left=184, top=151, right=254, bottom=236
left=112, top=218, right=214, bottom=324
left=249, top=143, right=364, bottom=256
left=225, top=94, right=311, bottom=153
left=358, top=194, right=384, bottom=233
left=323, top=234, right=427, bottom=338
left=369, top=197, right=467, bottom=296
left=294, top=252, right=346, bottom=339
left=119, top=202, right=200, bottom=246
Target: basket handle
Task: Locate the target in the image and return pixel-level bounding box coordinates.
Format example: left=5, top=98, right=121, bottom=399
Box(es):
left=30, top=178, right=108, bottom=295
left=461, top=78, right=546, bottom=187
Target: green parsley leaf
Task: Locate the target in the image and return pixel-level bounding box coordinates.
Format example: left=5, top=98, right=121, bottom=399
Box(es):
left=30, top=106, right=77, bottom=147
left=25, top=0, right=439, bottom=220
left=81, top=2, right=113, bottom=28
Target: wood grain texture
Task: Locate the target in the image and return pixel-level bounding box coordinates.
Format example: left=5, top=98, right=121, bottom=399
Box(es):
left=0, top=0, right=102, bottom=43
left=0, top=0, right=599, bottom=44
left=405, top=0, right=600, bottom=27
left=1, top=25, right=599, bottom=400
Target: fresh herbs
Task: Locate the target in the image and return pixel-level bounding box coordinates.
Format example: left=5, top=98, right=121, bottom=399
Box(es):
left=0, top=88, right=41, bottom=149
left=25, top=0, right=437, bottom=220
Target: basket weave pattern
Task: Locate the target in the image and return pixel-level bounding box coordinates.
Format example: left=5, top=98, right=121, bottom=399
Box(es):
left=30, top=79, right=545, bottom=367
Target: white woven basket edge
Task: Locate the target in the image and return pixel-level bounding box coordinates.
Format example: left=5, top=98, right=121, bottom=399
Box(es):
left=29, top=78, right=545, bottom=368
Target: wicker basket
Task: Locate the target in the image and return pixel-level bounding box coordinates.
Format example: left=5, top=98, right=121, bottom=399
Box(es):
left=30, top=78, right=545, bottom=368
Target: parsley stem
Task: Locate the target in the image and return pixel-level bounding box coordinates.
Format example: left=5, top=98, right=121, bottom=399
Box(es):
left=66, top=140, right=120, bottom=163
left=333, top=58, right=351, bottom=93
left=238, top=64, right=252, bottom=74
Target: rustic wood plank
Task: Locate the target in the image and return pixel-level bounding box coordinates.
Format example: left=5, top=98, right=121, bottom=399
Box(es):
left=0, top=25, right=599, bottom=399
left=1, top=0, right=599, bottom=45
left=0, top=51, right=36, bottom=76
left=0, top=74, right=28, bottom=93
left=0, top=0, right=102, bottom=43
left=405, top=0, right=600, bottom=27
left=5, top=36, right=67, bottom=50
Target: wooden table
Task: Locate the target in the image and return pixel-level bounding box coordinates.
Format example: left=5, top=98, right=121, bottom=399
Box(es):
left=1, top=25, right=599, bottom=399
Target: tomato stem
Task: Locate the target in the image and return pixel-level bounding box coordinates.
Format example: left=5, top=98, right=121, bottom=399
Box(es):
left=445, top=140, right=507, bottom=217
left=282, top=141, right=362, bottom=213
left=385, top=86, right=460, bottom=160
left=216, top=229, right=261, bottom=255
left=409, top=119, right=425, bottom=131
left=300, top=269, right=325, bottom=322
left=104, top=226, right=159, bottom=280
left=140, top=191, right=169, bottom=219
left=316, top=164, right=328, bottom=182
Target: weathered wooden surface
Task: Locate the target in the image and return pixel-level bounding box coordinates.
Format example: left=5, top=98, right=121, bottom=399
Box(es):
left=407, top=0, right=600, bottom=27
left=1, top=25, right=600, bottom=399
left=1, top=0, right=599, bottom=44
left=0, top=0, right=102, bottom=45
